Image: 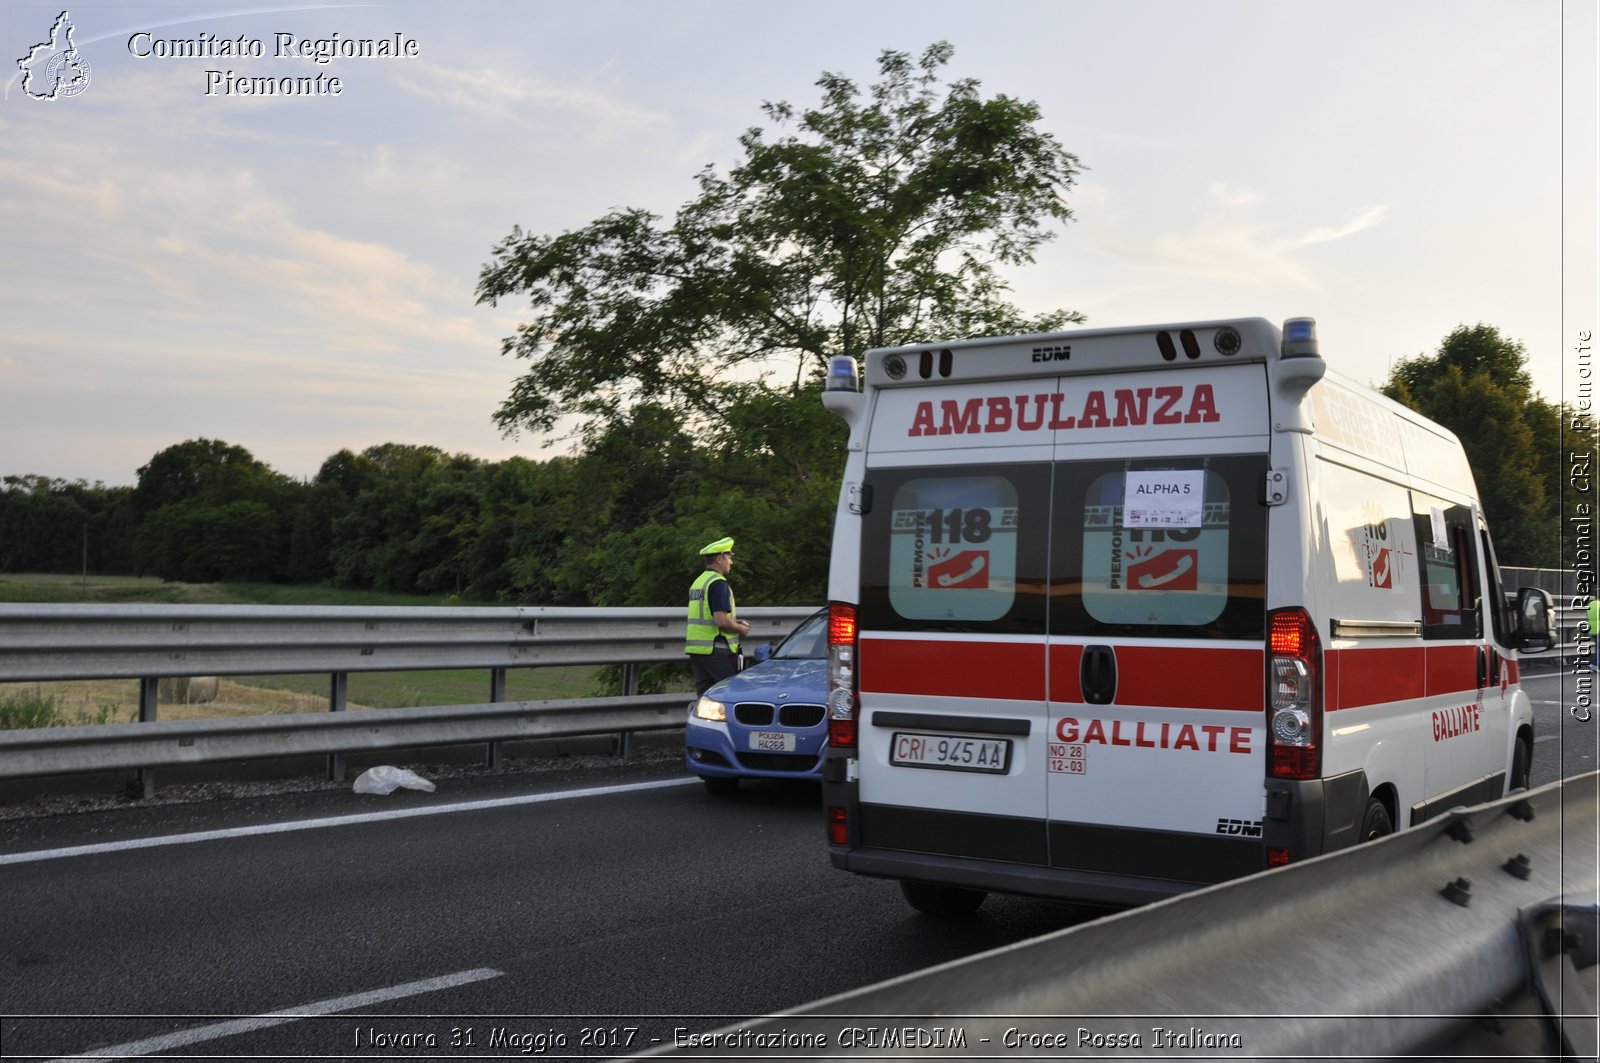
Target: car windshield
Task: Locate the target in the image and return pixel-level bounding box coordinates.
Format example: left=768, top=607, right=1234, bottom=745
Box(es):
left=772, top=611, right=827, bottom=660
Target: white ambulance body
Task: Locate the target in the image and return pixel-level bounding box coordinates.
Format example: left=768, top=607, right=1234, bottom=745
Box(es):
left=818, top=317, right=1555, bottom=914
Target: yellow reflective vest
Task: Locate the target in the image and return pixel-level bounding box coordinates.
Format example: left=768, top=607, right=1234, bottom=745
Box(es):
left=686, top=569, right=738, bottom=655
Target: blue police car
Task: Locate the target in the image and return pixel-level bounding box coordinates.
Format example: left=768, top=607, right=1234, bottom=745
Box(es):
left=685, top=608, right=828, bottom=795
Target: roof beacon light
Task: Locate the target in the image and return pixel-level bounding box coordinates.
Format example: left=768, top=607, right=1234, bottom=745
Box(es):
left=825, top=355, right=860, bottom=392
left=1281, top=317, right=1320, bottom=360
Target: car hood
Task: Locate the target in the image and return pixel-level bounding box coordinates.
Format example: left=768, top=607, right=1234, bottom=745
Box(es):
left=705, top=657, right=827, bottom=703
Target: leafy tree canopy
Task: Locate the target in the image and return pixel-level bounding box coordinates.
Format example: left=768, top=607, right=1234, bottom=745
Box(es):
left=477, top=42, right=1084, bottom=444
left=132, top=438, right=288, bottom=516
left=1383, top=324, right=1559, bottom=566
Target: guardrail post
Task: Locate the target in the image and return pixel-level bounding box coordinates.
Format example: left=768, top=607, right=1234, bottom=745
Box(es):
left=614, top=662, right=639, bottom=757
left=129, top=676, right=159, bottom=799
left=486, top=667, right=506, bottom=768
left=327, top=672, right=347, bottom=783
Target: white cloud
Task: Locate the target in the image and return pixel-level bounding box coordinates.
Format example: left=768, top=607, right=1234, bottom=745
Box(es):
left=1208, top=182, right=1261, bottom=208
left=1297, top=205, right=1391, bottom=247
left=394, top=59, right=667, bottom=127
left=1079, top=191, right=1393, bottom=292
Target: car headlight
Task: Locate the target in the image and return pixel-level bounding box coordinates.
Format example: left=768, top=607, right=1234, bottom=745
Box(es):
left=693, top=696, right=727, bottom=722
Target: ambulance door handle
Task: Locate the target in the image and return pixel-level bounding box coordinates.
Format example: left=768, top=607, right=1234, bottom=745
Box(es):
left=1081, top=645, right=1117, bottom=705
left=1475, top=646, right=1488, bottom=689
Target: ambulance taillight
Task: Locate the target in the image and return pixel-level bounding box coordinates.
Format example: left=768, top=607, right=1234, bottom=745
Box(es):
left=1268, top=607, right=1322, bottom=780
left=827, top=603, right=860, bottom=749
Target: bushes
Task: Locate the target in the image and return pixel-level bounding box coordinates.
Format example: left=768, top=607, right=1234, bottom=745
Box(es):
left=0, top=692, right=117, bottom=730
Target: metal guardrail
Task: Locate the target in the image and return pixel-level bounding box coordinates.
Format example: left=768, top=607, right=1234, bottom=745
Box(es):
left=0, top=586, right=1579, bottom=792
left=1504, top=566, right=1583, bottom=600
left=0, top=604, right=818, bottom=792
left=0, top=603, right=818, bottom=681
left=650, top=772, right=1599, bottom=1060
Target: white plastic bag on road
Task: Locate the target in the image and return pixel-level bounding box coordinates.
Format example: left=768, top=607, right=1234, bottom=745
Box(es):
left=352, top=765, right=436, bottom=795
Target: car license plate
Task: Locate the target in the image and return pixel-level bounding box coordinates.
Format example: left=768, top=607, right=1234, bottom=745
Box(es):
left=890, top=732, right=1011, bottom=774
left=751, top=731, right=796, bottom=752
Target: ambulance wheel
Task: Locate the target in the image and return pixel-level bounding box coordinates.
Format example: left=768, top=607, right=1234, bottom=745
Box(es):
left=900, top=880, right=987, bottom=917
left=702, top=776, right=739, bottom=796
left=1510, top=735, right=1532, bottom=792
left=1360, top=798, right=1393, bottom=841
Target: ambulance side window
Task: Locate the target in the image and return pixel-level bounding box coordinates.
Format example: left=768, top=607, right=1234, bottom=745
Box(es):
left=1411, top=496, right=1480, bottom=639
left=858, top=464, right=1050, bottom=634
left=1480, top=527, right=1513, bottom=647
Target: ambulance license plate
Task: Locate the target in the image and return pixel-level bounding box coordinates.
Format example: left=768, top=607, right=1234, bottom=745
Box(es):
left=890, top=732, right=1011, bottom=774
left=751, top=731, right=796, bottom=752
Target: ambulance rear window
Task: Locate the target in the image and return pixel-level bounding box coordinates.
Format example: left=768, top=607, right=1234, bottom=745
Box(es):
left=855, top=457, right=1266, bottom=639
left=1077, top=467, right=1234, bottom=627
left=1051, top=455, right=1268, bottom=639
left=858, top=464, right=1050, bottom=634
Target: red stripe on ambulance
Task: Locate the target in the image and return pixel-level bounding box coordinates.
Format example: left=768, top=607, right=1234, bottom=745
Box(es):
left=1048, top=644, right=1261, bottom=710
left=1423, top=645, right=1481, bottom=697
left=1325, top=646, right=1425, bottom=710
left=1104, top=646, right=1263, bottom=711
left=862, top=639, right=1261, bottom=709
left=1325, top=644, right=1487, bottom=711
left=859, top=638, right=1046, bottom=700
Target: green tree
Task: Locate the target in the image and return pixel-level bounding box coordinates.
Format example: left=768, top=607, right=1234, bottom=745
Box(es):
left=477, top=42, right=1083, bottom=444
left=134, top=498, right=282, bottom=582
left=131, top=439, right=287, bottom=517
left=128, top=439, right=302, bottom=581
left=0, top=477, right=88, bottom=572
left=1382, top=324, right=1559, bottom=566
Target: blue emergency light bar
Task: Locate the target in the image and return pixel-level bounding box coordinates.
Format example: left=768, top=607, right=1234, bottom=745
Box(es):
left=825, top=355, right=860, bottom=392
left=1282, top=317, right=1320, bottom=359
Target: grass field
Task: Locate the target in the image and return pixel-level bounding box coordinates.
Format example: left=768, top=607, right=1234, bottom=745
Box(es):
left=0, top=573, right=232, bottom=604
left=0, top=573, right=621, bottom=727
left=0, top=573, right=461, bottom=607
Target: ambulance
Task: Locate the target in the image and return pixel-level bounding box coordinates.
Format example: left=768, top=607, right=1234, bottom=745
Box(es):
left=817, top=317, right=1555, bottom=915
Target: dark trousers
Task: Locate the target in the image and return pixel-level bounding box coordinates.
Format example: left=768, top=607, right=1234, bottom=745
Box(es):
left=691, top=647, right=740, bottom=696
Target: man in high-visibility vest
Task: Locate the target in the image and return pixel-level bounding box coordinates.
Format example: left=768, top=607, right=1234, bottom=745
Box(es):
left=687, top=536, right=751, bottom=696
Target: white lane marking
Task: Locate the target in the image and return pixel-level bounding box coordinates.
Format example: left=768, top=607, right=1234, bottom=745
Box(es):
left=43, top=967, right=503, bottom=1062
left=1, top=776, right=698, bottom=866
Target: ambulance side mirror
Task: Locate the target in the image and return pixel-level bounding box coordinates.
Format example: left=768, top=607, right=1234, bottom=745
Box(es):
left=1512, top=587, right=1554, bottom=653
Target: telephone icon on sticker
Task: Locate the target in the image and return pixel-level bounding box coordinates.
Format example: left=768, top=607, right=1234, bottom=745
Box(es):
left=1128, top=550, right=1198, bottom=591
left=930, top=551, right=989, bottom=589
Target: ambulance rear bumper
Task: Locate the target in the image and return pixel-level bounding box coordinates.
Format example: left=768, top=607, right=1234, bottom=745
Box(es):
left=1263, top=767, right=1370, bottom=858
left=831, top=847, right=1204, bottom=909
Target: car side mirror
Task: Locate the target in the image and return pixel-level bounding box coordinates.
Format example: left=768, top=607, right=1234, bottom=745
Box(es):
left=753, top=642, right=773, bottom=663
left=1513, top=587, right=1554, bottom=653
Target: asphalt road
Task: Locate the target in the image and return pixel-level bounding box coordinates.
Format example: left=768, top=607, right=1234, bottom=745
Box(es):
left=0, top=759, right=1097, bottom=1061
left=0, top=668, right=1592, bottom=1061
left=1522, top=667, right=1598, bottom=784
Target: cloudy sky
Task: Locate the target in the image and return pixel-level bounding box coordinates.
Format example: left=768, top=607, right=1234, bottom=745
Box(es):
left=2, top=0, right=1594, bottom=487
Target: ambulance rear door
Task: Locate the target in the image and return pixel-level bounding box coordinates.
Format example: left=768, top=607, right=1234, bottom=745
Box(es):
left=1043, top=363, right=1274, bottom=887
left=853, top=376, right=1055, bottom=872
